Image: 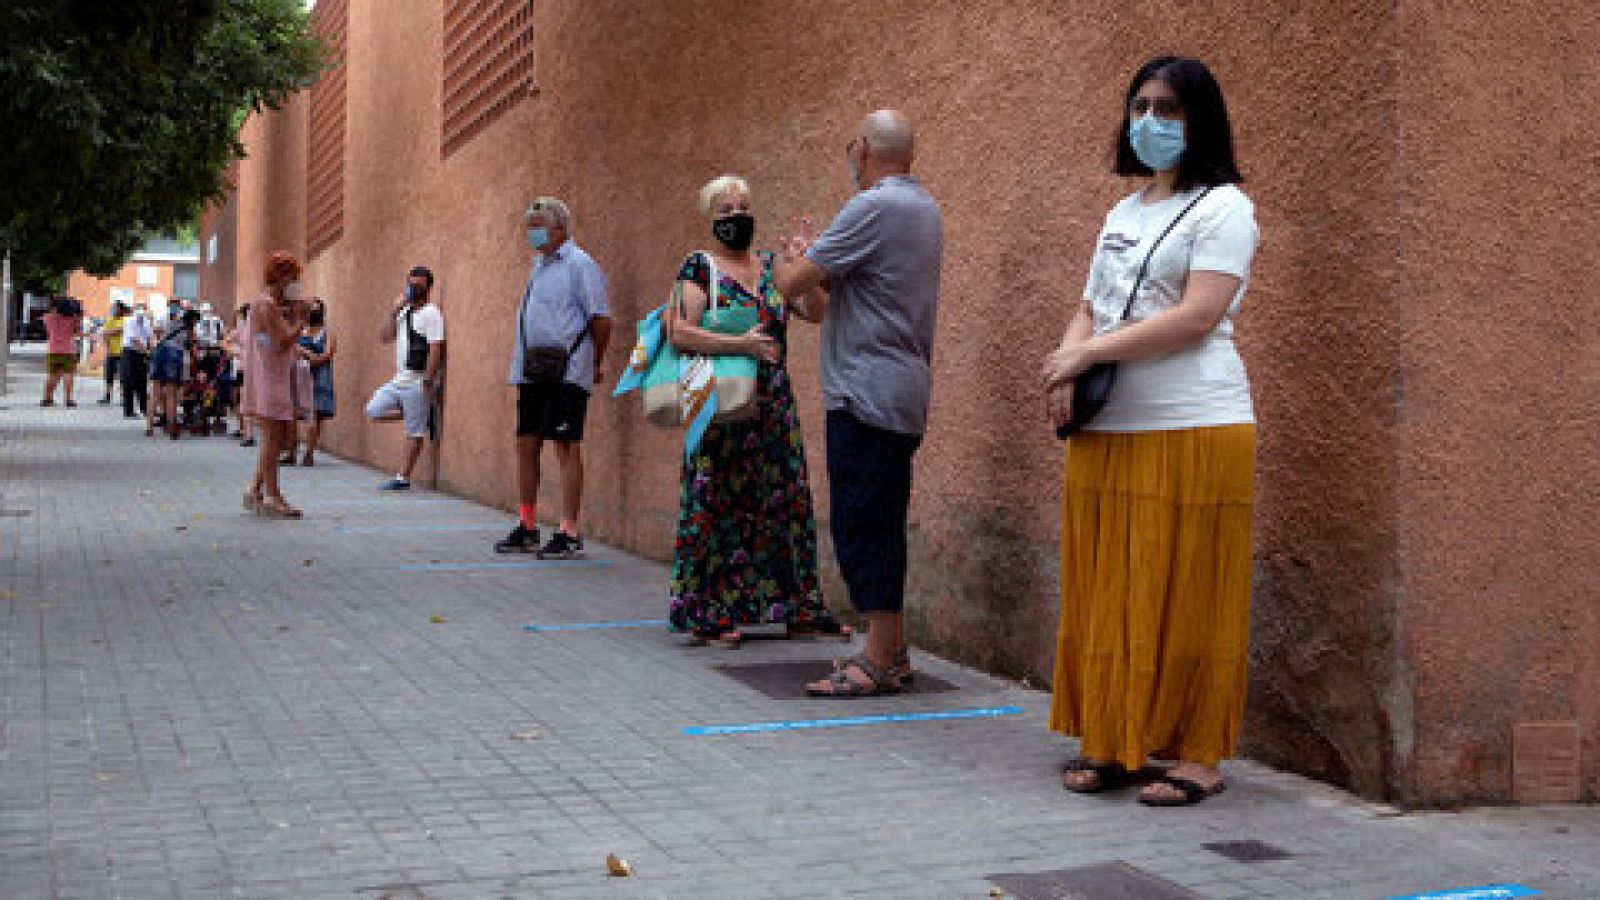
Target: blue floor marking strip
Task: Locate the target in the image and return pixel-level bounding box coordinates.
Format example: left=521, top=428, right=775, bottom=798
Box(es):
left=522, top=619, right=669, bottom=633
left=396, top=559, right=611, bottom=572
left=1387, top=886, right=1541, bottom=900
left=684, top=705, right=1025, bottom=736
left=336, top=523, right=506, bottom=534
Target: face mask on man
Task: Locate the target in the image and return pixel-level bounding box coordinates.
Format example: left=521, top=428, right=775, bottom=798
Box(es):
left=527, top=227, right=550, bottom=251
left=405, top=283, right=428, bottom=303
left=308, top=310, right=326, bottom=327
left=712, top=214, right=755, bottom=252
left=1129, top=114, right=1187, bottom=172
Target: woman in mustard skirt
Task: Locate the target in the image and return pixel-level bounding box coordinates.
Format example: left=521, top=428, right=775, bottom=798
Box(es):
left=1042, top=56, right=1259, bottom=807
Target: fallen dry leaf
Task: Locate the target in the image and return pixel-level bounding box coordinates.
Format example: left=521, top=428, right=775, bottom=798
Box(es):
left=510, top=730, right=539, bottom=742
left=605, top=854, right=632, bottom=877
left=429, top=614, right=446, bottom=624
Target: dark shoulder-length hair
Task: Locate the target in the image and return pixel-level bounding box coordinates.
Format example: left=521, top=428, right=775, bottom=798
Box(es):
left=1114, top=56, right=1243, bottom=191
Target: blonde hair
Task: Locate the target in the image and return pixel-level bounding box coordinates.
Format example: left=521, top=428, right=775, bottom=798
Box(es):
left=525, top=196, right=571, bottom=229
left=698, top=175, right=751, bottom=216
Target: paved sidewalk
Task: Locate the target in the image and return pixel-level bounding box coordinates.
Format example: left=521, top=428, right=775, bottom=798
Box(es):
left=2, top=344, right=1597, bottom=900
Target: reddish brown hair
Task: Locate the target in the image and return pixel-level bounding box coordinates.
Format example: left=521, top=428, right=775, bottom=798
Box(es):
left=263, top=252, right=303, bottom=289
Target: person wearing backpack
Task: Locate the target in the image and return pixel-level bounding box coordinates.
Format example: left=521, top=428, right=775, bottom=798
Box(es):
left=494, top=197, right=611, bottom=558
left=148, top=307, right=200, bottom=439
left=366, top=266, right=445, bottom=490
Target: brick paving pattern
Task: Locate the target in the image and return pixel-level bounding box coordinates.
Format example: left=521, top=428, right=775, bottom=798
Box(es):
left=2, top=346, right=1597, bottom=899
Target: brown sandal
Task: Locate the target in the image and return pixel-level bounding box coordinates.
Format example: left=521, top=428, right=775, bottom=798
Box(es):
left=257, top=497, right=302, bottom=519
left=807, top=656, right=901, bottom=697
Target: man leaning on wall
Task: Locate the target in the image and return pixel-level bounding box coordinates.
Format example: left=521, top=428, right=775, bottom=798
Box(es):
left=495, top=197, right=612, bottom=560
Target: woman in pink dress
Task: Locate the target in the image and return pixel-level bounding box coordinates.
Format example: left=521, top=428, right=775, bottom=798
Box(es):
left=241, top=252, right=310, bottom=518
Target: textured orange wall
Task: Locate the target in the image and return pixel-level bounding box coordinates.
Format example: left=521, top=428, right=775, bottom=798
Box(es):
left=1393, top=0, right=1600, bottom=805
left=227, top=0, right=1598, bottom=805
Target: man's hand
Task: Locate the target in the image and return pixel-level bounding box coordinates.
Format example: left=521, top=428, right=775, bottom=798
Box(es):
left=778, top=214, right=817, bottom=264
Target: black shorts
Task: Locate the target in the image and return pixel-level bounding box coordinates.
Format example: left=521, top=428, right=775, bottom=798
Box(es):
left=826, top=410, right=922, bottom=614
left=517, top=381, right=589, bottom=441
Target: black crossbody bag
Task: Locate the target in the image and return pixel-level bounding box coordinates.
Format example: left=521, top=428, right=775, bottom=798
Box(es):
left=1056, top=186, right=1213, bottom=439
left=517, top=278, right=591, bottom=386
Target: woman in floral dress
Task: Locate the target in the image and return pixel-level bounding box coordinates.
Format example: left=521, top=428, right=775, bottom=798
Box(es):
left=666, top=175, right=834, bottom=641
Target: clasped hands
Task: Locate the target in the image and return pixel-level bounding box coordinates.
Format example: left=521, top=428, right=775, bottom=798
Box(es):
left=1041, top=338, right=1100, bottom=430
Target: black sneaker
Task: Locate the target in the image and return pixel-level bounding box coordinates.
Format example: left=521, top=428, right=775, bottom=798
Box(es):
left=538, top=531, right=583, bottom=560
left=495, top=524, right=540, bottom=554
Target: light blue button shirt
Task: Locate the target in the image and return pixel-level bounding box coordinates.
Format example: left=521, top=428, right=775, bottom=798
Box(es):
left=507, top=240, right=609, bottom=391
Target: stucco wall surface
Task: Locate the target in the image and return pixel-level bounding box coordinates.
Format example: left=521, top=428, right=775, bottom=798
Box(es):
left=223, top=0, right=1598, bottom=804
left=1393, top=0, right=1600, bottom=805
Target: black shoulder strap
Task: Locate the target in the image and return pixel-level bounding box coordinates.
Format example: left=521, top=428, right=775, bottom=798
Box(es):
left=1118, top=186, right=1214, bottom=322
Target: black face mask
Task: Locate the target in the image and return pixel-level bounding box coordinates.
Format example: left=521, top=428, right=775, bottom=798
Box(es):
left=308, top=311, right=325, bottom=326
left=712, top=214, right=755, bottom=252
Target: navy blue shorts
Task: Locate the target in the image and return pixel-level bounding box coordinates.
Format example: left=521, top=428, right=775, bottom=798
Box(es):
left=826, top=410, right=922, bottom=614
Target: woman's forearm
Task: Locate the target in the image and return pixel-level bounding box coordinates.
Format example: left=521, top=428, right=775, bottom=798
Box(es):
left=669, top=321, right=752, bottom=357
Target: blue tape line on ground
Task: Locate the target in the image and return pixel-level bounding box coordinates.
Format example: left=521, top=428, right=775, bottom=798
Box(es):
left=336, top=524, right=506, bottom=534
left=1388, top=886, right=1541, bottom=900
left=314, top=497, right=458, bottom=508
left=396, top=559, right=610, bottom=572
left=522, top=619, right=668, bottom=632
left=684, top=705, right=1025, bottom=736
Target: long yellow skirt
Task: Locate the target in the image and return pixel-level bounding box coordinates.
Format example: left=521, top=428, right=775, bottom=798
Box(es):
left=1048, top=424, right=1256, bottom=769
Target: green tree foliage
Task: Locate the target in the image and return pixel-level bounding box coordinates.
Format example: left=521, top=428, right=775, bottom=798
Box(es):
left=0, top=0, right=326, bottom=291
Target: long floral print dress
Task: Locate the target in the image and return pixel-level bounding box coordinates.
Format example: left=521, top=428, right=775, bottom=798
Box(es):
left=668, top=251, right=830, bottom=635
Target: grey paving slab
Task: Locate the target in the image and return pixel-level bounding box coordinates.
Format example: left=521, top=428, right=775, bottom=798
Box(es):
left=3, top=343, right=1599, bottom=899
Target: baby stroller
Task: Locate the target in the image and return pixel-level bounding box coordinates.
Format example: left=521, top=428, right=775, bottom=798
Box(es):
left=179, top=361, right=229, bottom=436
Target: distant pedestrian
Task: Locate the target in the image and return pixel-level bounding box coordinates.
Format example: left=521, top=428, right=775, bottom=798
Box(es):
left=121, top=304, right=154, bottom=419
left=241, top=252, right=310, bottom=518
left=149, top=308, right=199, bottom=440
left=226, top=304, right=255, bottom=446
left=494, top=198, right=610, bottom=558
left=776, top=109, right=943, bottom=696
left=40, top=296, right=84, bottom=407
left=366, top=267, right=444, bottom=490
left=664, top=175, right=832, bottom=641
left=1040, top=56, right=1259, bottom=807
left=287, top=297, right=336, bottom=467
left=99, top=303, right=128, bottom=404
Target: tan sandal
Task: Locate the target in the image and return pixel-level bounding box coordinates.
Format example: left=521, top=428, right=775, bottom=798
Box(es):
left=242, top=491, right=262, bottom=513
left=257, top=497, right=302, bottom=519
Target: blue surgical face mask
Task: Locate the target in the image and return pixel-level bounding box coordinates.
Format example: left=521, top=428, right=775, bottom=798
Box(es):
left=1129, top=114, right=1186, bottom=172
left=527, top=227, right=549, bottom=251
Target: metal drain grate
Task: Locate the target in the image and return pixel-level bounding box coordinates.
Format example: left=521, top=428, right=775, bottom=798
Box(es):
left=1204, top=840, right=1293, bottom=863
left=713, top=660, right=958, bottom=700
left=988, top=862, right=1202, bottom=899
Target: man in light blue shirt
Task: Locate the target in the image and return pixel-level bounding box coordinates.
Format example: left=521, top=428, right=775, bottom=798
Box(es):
left=496, top=196, right=612, bottom=558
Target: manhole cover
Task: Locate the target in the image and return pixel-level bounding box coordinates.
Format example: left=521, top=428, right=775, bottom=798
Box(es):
left=713, top=660, right=958, bottom=700
left=989, top=862, right=1202, bottom=899
left=1204, top=840, right=1293, bottom=863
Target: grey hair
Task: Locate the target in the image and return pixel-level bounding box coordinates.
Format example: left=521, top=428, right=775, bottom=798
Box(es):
left=525, top=196, right=571, bottom=229
left=698, top=174, right=751, bottom=216
left=862, top=109, right=915, bottom=164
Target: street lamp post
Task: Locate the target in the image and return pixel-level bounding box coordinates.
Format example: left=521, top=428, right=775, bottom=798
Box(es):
left=1, top=248, right=11, bottom=394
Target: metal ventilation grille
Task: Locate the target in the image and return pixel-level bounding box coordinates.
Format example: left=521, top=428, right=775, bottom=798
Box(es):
left=306, top=0, right=348, bottom=261
left=441, top=0, right=534, bottom=159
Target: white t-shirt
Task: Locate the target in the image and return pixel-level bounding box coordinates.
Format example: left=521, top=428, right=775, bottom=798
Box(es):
left=1082, top=184, right=1258, bottom=432
left=194, top=315, right=225, bottom=348
left=392, top=302, right=444, bottom=386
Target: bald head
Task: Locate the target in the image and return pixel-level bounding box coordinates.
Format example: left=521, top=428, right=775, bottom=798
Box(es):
left=860, top=109, right=914, bottom=165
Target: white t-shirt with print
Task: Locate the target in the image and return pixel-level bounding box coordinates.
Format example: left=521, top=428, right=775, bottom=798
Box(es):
left=1081, top=184, right=1258, bottom=432
left=392, top=302, right=444, bottom=386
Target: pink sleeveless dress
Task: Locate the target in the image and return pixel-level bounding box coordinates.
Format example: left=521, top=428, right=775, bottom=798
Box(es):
left=240, top=304, right=295, bottom=422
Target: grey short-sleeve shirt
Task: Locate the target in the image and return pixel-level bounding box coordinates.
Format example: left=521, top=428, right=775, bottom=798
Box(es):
left=805, top=175, right=943, bottom=436
left=507, top=240, right=609, bottom=391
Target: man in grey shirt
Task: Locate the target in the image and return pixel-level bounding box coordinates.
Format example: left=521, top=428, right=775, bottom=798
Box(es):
left=776, top=108, right=943, bottom=696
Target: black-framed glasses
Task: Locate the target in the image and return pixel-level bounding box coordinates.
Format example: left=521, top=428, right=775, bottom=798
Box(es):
left=1128, top=96, right=1183, bottom=118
